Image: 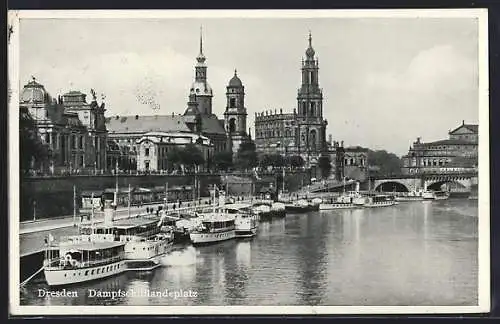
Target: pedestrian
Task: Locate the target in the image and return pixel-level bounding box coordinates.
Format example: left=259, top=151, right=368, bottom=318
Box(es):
left=146, top=207, right=149, bottom=214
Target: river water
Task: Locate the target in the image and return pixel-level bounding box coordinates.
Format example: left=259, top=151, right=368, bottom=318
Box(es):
left=20, top=199, right=478, bottom=306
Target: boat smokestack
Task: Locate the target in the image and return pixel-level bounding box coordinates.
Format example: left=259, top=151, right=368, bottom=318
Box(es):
left=355, top=181, right=360, bottom=193
left=103, top=199, right=114, bottom=226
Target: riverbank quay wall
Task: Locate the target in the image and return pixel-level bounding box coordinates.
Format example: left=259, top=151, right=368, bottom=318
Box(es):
left=20, top=174, right=221, bottom=221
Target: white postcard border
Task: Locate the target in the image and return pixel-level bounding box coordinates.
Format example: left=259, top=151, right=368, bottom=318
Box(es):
left=8, top=8, right=490, bottom=316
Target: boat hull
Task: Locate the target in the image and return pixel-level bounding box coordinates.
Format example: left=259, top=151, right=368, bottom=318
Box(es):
left=363, top=201, right=397, bottom=208
left=190, top=230, right=236, bottom=245
left=44, top=260, right=127, bottom=287
left=285, top=205, right=319, bottom=213
left=235, top=228, right=258, bottom=238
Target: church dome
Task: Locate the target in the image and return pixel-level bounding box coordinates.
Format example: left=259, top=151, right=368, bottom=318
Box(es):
left=190, top=81, right=213, bottom=96
left=228, top=70, right=243, bottom=88
left=20, top=78, right=47, bottom=104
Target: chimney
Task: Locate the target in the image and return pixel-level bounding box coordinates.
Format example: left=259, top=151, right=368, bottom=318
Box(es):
left=462, top=120, right=465, bottom=125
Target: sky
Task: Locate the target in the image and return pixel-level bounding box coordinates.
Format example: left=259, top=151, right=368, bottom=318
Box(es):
left=18, top=14, right=481, bottom=156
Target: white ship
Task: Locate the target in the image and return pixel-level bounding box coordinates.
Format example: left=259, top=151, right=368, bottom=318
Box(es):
left=225, top=203, right=259, bottom=238
left=43, top=240, right=127, bottom=287
left=363, top=194, right=397, bottom=208
left=189, top=214, right=236, bottom=245
left=320, top=182, right=363, bottom=210
left=189, top=185, right=237, bottom=245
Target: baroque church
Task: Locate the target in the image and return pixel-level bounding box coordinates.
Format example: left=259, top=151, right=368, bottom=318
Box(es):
left=254, top=33, right=328, bottom=167
left=105, top=29, right=250, bottom=172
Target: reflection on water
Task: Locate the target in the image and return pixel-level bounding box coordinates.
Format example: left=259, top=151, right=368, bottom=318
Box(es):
left=22, top=199, right=478, bottom=306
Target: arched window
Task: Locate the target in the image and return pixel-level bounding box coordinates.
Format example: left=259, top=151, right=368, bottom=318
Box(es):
left=229, top=98, right=236, bottom=108
left=229, top=119, right=236, bottom=133
left=310, top=129, right=317, bottom=147
left=302, top=102, right=307, bottom=115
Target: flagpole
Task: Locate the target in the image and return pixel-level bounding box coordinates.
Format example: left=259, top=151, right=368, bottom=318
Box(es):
left=73, top=185, right=77, bottom=227
left=128, top=183, right=131, bottom=218
left=91, top=192, right=95, bottom=235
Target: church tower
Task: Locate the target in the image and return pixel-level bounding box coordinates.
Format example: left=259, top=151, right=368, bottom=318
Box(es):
left=224, top=70, right=248, bottom=157
left=188, top=27, right=213, bottom=116
left=296, top=32, right=327, bottom=158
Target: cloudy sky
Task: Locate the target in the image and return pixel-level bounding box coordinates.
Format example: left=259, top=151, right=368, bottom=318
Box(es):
left=18, top=13, right=481, bottom=156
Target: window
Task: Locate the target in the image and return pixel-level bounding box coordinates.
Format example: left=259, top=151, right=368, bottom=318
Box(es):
left=85, top=270, right=89, bottom=276
left=230, top=98, right=236, bottom=108
left=80, top=155, right=84, bottom=167
left=145, top=148, right=150, bottom=156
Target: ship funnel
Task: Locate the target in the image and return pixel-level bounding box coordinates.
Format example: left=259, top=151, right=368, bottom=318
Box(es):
left=355, top=181, right=360, bottom=193
left=103, top=199, right=114, bottom=227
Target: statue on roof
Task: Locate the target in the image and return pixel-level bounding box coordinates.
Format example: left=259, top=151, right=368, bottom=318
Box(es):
left=90, top=88, right=97, bottom=101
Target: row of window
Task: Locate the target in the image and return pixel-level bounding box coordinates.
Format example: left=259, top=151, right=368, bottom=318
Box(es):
left=63, top=263, right=121, bottom=277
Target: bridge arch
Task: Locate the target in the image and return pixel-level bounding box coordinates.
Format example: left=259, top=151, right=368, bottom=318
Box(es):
left=426, top=179, right=468, bottom=191
left=374, top=181, right=410, bottom=192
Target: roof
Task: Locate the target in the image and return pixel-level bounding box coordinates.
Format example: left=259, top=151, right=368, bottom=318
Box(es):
left=112, top=216, right=161, bottom=229
left=420, top=139, right=476, bottom=146
left=200, top=115, right=226, bottom=135
left=228, top=71, right=243, bottom=88
left=105, top=115, right=191, bottom=134
left=449, top=123, right=478, bottom=134
left=344, top=146, right=369, bottom=153
left=137, top=131, right=211, bottom=145
left=62, top=241, right=125, bottom=251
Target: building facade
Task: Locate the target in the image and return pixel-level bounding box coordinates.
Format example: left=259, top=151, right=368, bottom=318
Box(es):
left=135, top=132, right=213, bottom=172
left=402, top=121, right=478, bottom=174
left=254, top=33, right=328, bottom=167
left=20, top=78, right=108, bottom=174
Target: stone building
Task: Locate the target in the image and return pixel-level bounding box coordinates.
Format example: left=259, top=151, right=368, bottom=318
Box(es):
left=254, top=33, right=328, bottom=167
left=135, top=132, right=213, bottom=172
left=19, top=78, right=108, bottom=173
left=402, top=120, right=478, bottom=175
left=343, top=146, right=369, bottom=181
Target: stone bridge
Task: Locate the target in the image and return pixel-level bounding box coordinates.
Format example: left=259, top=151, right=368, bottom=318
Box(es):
left=372, top=172, right=478, bottom=192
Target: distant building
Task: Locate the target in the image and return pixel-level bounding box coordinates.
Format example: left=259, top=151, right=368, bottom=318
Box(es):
left=254, top=33, right=328, bottom=167
left=19, top=78, right=108, bottom=173
left=135, top=132, right=213, bottom=172
left=402, top=121, right=478, bottom=174
left=343, top=146, right=369, bottom=182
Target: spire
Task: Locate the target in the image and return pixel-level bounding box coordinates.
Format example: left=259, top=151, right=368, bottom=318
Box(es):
left=234, top=69, right=237, bottom=76
left=199, top=26, right=203, bottom=56
left=305, top=30, right=315, bottom=58
left=197, top=26, right=206, bottom=64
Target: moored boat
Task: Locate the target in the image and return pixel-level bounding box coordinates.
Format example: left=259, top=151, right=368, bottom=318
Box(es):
left=285, top=199, right=318, bottom=213
left=363, top=194, right=397, bottom=208
left=189, top=214, right=236, bottom=245
left=43, top=240, right=127, bottom=287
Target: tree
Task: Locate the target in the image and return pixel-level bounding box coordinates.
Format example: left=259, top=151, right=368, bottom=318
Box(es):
left=212, top=151, right=233, bottom=171
left=318, top=155, right=332, bottom=179
left=19, top=108, right=49, bottom=174
left=235, top=139, right=258, bottom=170
left=288, top=155, right=305, bottom=169
left=166, top=148, right=182, bottom=171
left=179, top=144, right=205, bottom=170
left=367, top=149, right=402, bottom=176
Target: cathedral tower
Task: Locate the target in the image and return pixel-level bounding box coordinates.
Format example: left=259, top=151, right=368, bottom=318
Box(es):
left=296, top=32, right=327, bottom=156
left=224, top=70, right=248, bottom=156
left=188, top=27, right=213, bottom=115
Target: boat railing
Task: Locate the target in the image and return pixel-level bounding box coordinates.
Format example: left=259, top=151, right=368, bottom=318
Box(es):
left=45, top=253, right=124, bottom=269
left=58, top=234, right=116, bottom=245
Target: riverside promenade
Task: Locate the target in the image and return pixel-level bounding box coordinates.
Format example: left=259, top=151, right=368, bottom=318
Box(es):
left=20, top=196, right=255, bottom=257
